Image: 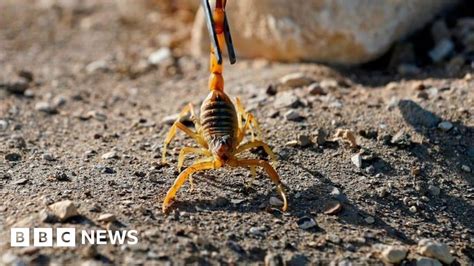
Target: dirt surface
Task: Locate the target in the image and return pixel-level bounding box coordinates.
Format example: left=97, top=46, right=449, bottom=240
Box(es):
left=1, top=1, right=473, bottom=265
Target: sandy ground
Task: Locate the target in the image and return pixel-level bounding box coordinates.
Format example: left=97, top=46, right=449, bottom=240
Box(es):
left=0, top=1, right=473, bottom=265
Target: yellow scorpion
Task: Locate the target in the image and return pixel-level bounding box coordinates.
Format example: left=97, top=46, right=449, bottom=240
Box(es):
left=161, top=0, right=288, bottom=213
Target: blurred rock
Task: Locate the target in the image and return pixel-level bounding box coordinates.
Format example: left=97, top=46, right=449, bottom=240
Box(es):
left=192, top=0, right=458, bottom=64
left=278, top=73, right=314, bottom=89
left=86, top=60, right=109, bottom=73
left=35, top=102, right=57, bottom=114
left=284, top=110, right=304, bottom=121
left=437, top=121, right=453, bottom=132
left=297, top=216, right=317, bottom=230
left=417, top=239, right=454, bottom=264
left=429, top=38, right=454, bottom=63
left=380, top=245, right=408, bottom=264
left=148, top=47, right=172, bottom=66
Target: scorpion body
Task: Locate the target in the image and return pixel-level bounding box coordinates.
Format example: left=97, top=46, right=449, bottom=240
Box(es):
left=200, top=90, right=238, bottom=161
left=160, top=0, right=288, bottom=213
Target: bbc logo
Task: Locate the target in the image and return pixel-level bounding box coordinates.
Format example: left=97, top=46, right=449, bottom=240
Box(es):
left=11, top=228, right=75, bottom=247
left=11, top=227, right=139, bottom=247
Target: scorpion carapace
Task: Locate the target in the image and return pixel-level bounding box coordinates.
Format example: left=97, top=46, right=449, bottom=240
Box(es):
left=161, top=0, right=288, bottom=213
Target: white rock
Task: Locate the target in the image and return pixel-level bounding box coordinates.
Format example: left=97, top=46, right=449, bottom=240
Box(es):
left=86, top=60, right=109, bottom=73
left=97, top=213, right=116, bottom=223
left=330, top=187, right=341, bottom=197
left=0, top=120, right=8, bottom=131
left=278, top=73, right=314, bottom=89
left=461, top=165, right=471, bottom=173
left=284, top=110, right=303, bottom=121
left=273, top=91, right=300, bottom=109
left=1, top=252, right=24, bottom=265
left=192, top=0, right=458, bottom=64
left=416, top=257, right=442, bottom=266
left=437, top=121, right=453, bottom=132
left=35, top=102, right=56, bottom=114
left=297, top=216, right=317, bottom=230
left=102, top=151, right=119, bottom=160
left=380, top=246, right=408, bottom=264
left=249, top=226, right=264, bottom=236
left=351, top=153, right=362, bottom=168
left=49, top=200, right=78, bottom=221
left=148, top=47, right=172, bottom=65
left=417, top=239, right=454, bottom=264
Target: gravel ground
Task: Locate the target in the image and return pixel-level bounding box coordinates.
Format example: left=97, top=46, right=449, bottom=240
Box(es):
left=0, top=1, right=473, bottom=265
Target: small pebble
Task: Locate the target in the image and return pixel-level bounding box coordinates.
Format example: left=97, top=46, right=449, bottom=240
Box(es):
left=365, top=216, right=375, bottom=224
left=249, top=227, right=264, bottom=237
left=323, top=201, right=342, bottom=215
left=351, top=153, right=363, bottom=168
left=86, top=60, right=109, bottom=73
left=297, top=216, right=317, bottom=230
left=48, top=200, right=78, bottom=221
left=278, top=72, right=314, bottom=89
left=307, top=83, right=326, bottom=95
left=35, top=102, right=57, bottom=114
left=461, top=165, right=471, bottom=173
left=285, top=110, right=303, bottom=121
left=380, top=245, right=408, bottom=264
left=297, top=134, right=312, bottom=147
left=42, top=153, right=56, bottom=161
left=102, top=151, right=119, bottom=160
left=417, top=239, right=454, bottom=264
left=429, top=39, right=454, bottom=63
left=437, top=121, right=453, bottom=132
left=0, top=120, right=8, bottom=131
left=98, top=213, right=116, bottom=223
left=12, top=178, right=28, bottom=185
left=148, top=47, right=172, bottom=65
left=285, top=140, right=299, bottom=147
left=273, top=91, right=301, bottom=109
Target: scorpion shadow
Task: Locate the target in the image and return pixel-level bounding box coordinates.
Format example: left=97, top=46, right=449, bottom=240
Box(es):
left=172, top=160, right=414, bottom=245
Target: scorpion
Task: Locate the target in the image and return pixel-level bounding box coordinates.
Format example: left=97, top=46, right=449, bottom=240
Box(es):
left=161, top=0, right=288, bottom=213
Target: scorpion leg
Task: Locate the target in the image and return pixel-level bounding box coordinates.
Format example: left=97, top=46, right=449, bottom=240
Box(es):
left=162, top=105, right=207, bottom=164
left=235, top=97, right=263, bottom=141
left=245, top=166, right=257, bottom=187
left=162, top=160, right=219, bottom=213
left=187, top=156, right=214, bottom=192
left=235, top=140, right=278, bottom=165
left=177, top=147, right=212, bottom=172
left=229, top=158, right=288, bottom=211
